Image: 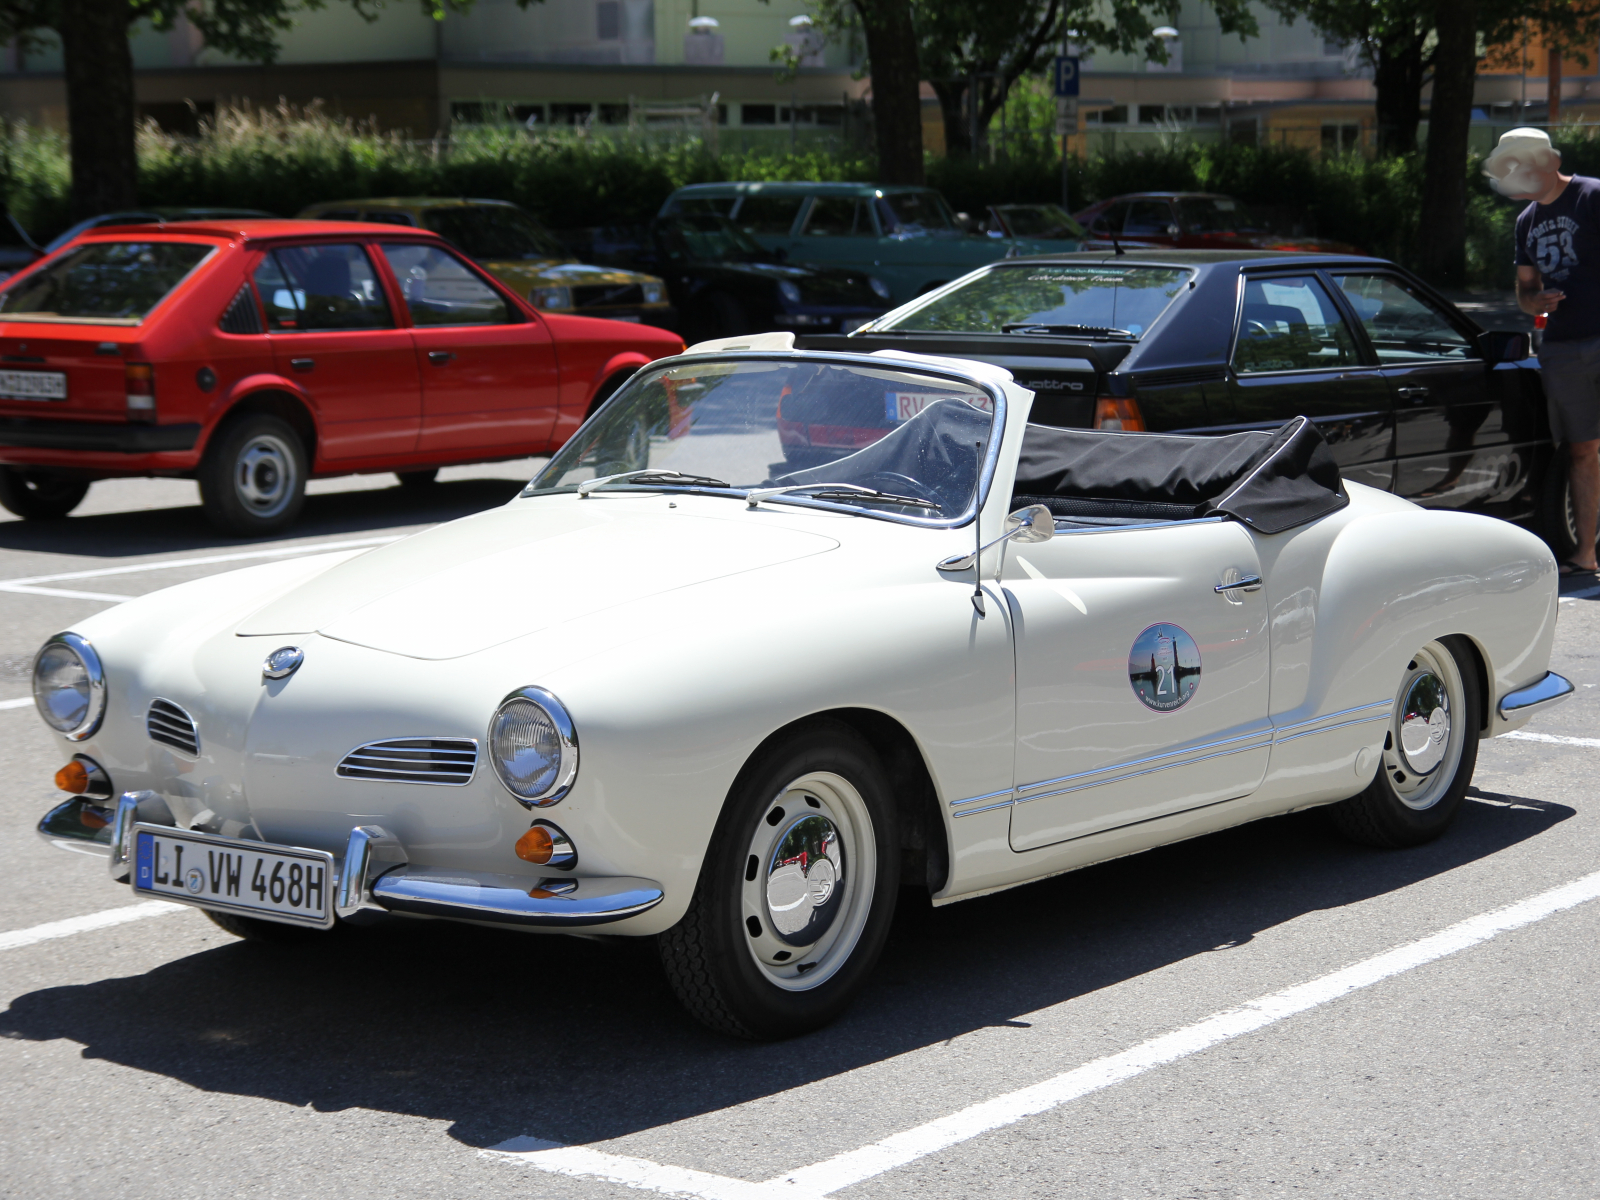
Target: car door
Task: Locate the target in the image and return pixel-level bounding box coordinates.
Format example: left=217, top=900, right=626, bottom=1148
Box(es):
left=254, top=243, right=421, bottom=462
left=1122, top=199, right=1179, bottom=248
left=377, top=241, right=561, bottom=455
left=1327, top=270, right=1503, bottom=508
left=1002, top=518, right=1271, bottom=851
left=1221, top=271, right=1395, bottom=492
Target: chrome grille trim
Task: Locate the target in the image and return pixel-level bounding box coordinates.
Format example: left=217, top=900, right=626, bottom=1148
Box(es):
left=146, top=698, right=199, bottom=756
left=337, top=738, right=478, bottom=786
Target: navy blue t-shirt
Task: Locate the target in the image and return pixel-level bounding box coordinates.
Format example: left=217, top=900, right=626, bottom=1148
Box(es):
left=1516, top=175, right=1600, bottom=342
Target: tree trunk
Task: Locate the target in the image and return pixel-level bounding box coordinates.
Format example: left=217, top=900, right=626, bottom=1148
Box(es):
left=58, top=0, right=138, bottom=220
left=931, top=80, right=971, bottom=158
left=853, top=0, right=924, bottom=185
left=1373, top=33, right=1426, bottom=157
left=1416, top=0, right=1476, bottom=285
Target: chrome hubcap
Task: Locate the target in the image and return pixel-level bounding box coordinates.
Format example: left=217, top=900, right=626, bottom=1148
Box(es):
left=234, top=434, right=296, bottom=516
left=1384, top=643, right=1465, bottom=811
left=741, top=770, right=874, bottom=991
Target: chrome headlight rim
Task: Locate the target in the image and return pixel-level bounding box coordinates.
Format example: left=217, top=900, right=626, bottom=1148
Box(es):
left=32, top=631, right=106, bottom=742
left=867, top=275, right=892, bottom=301
left=489, top=685, right=578, bottom=808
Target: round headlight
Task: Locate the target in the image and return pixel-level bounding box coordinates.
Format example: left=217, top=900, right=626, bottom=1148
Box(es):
left=532, top=285, right=573, bottom=311
left=489, top=686, right=578, bottom=807
left=32, top=632, right=106, bottom=741
left=643, top=283, right=665, bottom=304
left=868, top=275, right=892, bottom=301
left=777, top=280, right=803, bottom=305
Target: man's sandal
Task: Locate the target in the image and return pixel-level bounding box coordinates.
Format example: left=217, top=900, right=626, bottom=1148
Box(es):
left=1559, top=560, right=1598, bottom=576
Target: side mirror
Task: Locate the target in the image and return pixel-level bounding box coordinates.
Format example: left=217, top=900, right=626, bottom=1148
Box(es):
left=1477, top=329, right=1531, bottom=363
left=1005, top=504, right=1054, bottom=543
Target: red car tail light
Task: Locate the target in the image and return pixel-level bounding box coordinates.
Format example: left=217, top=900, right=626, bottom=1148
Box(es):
left=125, top=363, right=155, bottom=423
left=1093, top=397, right=1145, bottom=431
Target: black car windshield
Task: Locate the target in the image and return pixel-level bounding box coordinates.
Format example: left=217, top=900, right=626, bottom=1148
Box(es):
left=879, top=191, right=957, bottom=233
left=656, top=214, right=770, bottom=263
left=1175, top=197, right=1271, bottom=234
left=875, top=262, right=1191, bottom=338
left=528, top=358, right=997, bottom=521
left=1000, top=205, right=1085, bottom=239
left=421, top=206, right=571, bottom=260
left=0, top=241, right=214, bottom=321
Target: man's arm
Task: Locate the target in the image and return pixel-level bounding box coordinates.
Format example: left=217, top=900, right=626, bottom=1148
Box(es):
left=1518, top=264, right=1565, bottom=316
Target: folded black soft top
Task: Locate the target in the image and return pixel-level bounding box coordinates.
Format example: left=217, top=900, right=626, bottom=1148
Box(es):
left=1012, top=415, right=1348, bottom=534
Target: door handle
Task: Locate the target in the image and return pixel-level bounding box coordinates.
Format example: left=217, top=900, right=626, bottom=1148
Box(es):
left=290, top=358, right=314, bottom=373
left=1397, top=385, right=1430, bottom=400
left=428, top=350, right=455, bottom=365
left=1215, top=574, right=1263, bottom=593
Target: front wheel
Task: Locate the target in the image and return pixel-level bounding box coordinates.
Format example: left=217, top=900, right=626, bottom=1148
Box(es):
left=395, top=468, right=438, bottom=488
left=658, top=720, right=900, bottom=1039
left=1330, top=637, right=1482, bottom=848
left=0, top=467, right=90, bottom=520
left=198, top=413, right=308, bottom=536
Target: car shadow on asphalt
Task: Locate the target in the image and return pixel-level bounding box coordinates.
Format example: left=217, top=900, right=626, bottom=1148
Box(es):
left=0, top=789, right=1572, bottom=1153
left=0, top=479, right=526, bottom=560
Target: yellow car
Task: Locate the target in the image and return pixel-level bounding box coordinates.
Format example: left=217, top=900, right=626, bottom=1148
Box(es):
left=297, top=197, right=674, bottom=327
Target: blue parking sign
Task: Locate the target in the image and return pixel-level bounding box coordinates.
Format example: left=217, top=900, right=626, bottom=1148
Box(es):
left=1053, top=56, right=1079, bottom=97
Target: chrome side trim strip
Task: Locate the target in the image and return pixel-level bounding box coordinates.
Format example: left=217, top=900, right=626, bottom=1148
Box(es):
left=949, top=787, right=1016, bottom=809
left=1497, top=671, right=1575, bottom=720
left=1273, top=700, right=1391, bottom=736
left=1013, top=740, right=1271, bottom=806
left=1273, top=712, right=1391, bottom=745
left=1016, top=727, right=1274, bottom=797
left=951, top=799, right=1019, bottom=819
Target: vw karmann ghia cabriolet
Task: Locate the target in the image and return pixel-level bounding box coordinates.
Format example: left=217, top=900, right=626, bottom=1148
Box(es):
left=34, top=332, right=1572, bottom=1038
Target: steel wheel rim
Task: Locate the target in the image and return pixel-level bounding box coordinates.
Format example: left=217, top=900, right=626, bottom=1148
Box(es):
left=233, top=433, right=297, bottom=517
left=740, top=770, right=876, bottom=992
left=1384, top=642, right=1465, bottom=811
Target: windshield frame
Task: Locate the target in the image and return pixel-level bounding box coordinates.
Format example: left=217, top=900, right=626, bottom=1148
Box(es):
left=866, top=259, right=1195, bottom=340
left=522, top=349, right=1008, bottom=529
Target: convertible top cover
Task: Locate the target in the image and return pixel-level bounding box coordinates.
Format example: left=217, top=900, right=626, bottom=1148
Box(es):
left=1013, top=414, right=1348, bottom=534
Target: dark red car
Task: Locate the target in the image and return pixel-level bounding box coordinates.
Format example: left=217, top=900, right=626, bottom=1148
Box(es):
left=0, top=219, right=682, bottom=534
left=1071, top=192, right=1362, bottom=255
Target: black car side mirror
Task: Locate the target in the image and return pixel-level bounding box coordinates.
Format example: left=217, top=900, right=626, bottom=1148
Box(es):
left=1478, top=329, right=1531, bottom=363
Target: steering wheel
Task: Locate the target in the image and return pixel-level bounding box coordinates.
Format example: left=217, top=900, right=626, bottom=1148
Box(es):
left=857, top=471, right=943, bottom=505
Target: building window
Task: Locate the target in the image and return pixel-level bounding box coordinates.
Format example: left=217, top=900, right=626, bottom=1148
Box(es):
left=1228, top=118, right=1258, bottom=147
left=549, top=103, right=595, bottom=125
left=742, top=103, right=777, bottom=126
left=1321, top=123, right=1360, bottom=155
left=1138, top=104, right=1167, bottom=124
left=1085, top=105, right=1128, bottom=126
left=1195, top=105, right=1221, bottom=125
left=596, top=0, right=620, bottom=40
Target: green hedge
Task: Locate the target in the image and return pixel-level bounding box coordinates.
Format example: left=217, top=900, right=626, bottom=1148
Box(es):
left=2, top=102, right=1594, bottom=287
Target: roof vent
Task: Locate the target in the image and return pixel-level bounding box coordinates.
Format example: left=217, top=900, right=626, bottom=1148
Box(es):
left=147, top=698, right=199, bottom=756
left=337, top=738, right=478, bottom=786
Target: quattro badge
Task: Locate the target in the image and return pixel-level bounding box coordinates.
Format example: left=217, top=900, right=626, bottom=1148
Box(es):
left=262, top=646, right=304, bottom=681
left=1129, top=623, right=1200, bottom=712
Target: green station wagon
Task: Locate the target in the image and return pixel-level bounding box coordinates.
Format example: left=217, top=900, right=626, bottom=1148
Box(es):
left=659, top=182, right=1069, bottom=306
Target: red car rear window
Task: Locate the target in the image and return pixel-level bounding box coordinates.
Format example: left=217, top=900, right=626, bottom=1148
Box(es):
left=0, top=241, right=214, bottom=322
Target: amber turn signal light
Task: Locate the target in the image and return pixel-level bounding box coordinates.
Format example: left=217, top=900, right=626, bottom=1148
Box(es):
left=514, top=820, right=578, bottom=870
left=55, top=760, right=89, bottom=794
left=1092, top=397, right=1145, bottom=431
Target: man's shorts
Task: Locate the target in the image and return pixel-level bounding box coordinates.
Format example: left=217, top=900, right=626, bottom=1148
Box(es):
left=1538, top=335, right=1600, bottom=443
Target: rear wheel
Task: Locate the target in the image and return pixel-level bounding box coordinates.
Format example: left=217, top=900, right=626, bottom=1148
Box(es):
left=395, top=468, right=438, bottom=488
left=198, top=413, right=308, bottom=536
left=0, top=467, right=90, bottom=520
left=658, top=720, right=900, bottom=1039
left=1329, top=637, right=1481, bottom=848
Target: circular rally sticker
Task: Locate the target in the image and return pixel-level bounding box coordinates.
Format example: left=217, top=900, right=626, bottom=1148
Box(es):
left=1128, top=623, right=1201, bottom=712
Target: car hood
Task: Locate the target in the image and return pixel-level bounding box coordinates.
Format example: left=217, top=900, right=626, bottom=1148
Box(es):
left=236, top=500, right=839, bottom=659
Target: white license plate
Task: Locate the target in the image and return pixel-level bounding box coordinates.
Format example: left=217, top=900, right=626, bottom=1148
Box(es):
left=884, top=390, right=997, bottom=422
left=131, top=824, right=335, bottom=929
left=0, top=369, right=67, bottom=401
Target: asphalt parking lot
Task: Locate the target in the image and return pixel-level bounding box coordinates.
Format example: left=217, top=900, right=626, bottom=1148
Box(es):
left=2, top=473, right=1598, bottom=1199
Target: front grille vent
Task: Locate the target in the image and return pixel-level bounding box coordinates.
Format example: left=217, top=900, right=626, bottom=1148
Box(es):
left=337, top=738, right=478, bottom=786
left=147, top=698, right=200, bottom=756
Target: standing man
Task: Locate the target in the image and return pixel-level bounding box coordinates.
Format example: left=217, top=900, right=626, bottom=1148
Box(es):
left=1486, top=127, right=1600, bottom=574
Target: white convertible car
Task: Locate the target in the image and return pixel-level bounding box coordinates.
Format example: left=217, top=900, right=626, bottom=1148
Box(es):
left=34, top=334, right=1571, bottom=1038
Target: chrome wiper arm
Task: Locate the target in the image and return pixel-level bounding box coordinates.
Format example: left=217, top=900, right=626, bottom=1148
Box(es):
left=577, top=470, right=731, bottom=497
left=745, top=482, right=940, bottom=511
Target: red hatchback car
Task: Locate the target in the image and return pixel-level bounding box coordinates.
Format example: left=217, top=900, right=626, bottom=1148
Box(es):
left=1071, top=192, right=1362, bottom=255
left=0, top=219, right=682, bottom=534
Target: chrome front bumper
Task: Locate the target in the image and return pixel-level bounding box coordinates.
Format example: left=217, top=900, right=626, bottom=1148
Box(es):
left=38, top=798, right=665, bottom=930
left=1498, top=671, right=1575, bottom=720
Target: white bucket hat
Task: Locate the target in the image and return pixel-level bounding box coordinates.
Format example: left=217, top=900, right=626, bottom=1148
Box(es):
left=1483, top=127, right=1560, bottom=178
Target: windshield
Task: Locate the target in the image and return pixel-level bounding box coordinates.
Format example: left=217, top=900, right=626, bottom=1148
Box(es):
left=0, top=241, right=214, bottom=321
left=1000, top=205, right=1085, bottom=240
left=529, top=357, right=998, bottom=521
left=1175, top=197, right=1271, bottom=235
left=656, top=214, right=770, bottom=263
left=421, top=206, right=571, bottom=261
left=875, top=262, right=1191, bottom=338
left=880, top=191, right=957, bottom=233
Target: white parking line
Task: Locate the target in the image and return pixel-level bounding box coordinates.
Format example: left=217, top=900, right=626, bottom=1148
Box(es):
left=1, top=696, right=31, bottom=709
left=0, top=535, right=403, bottom=603
left=1500, top=729, right=1600, bottom=749
left=0, top=900, right=183, bottom=951
left=485, top=866, right=1600, bottom=1199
